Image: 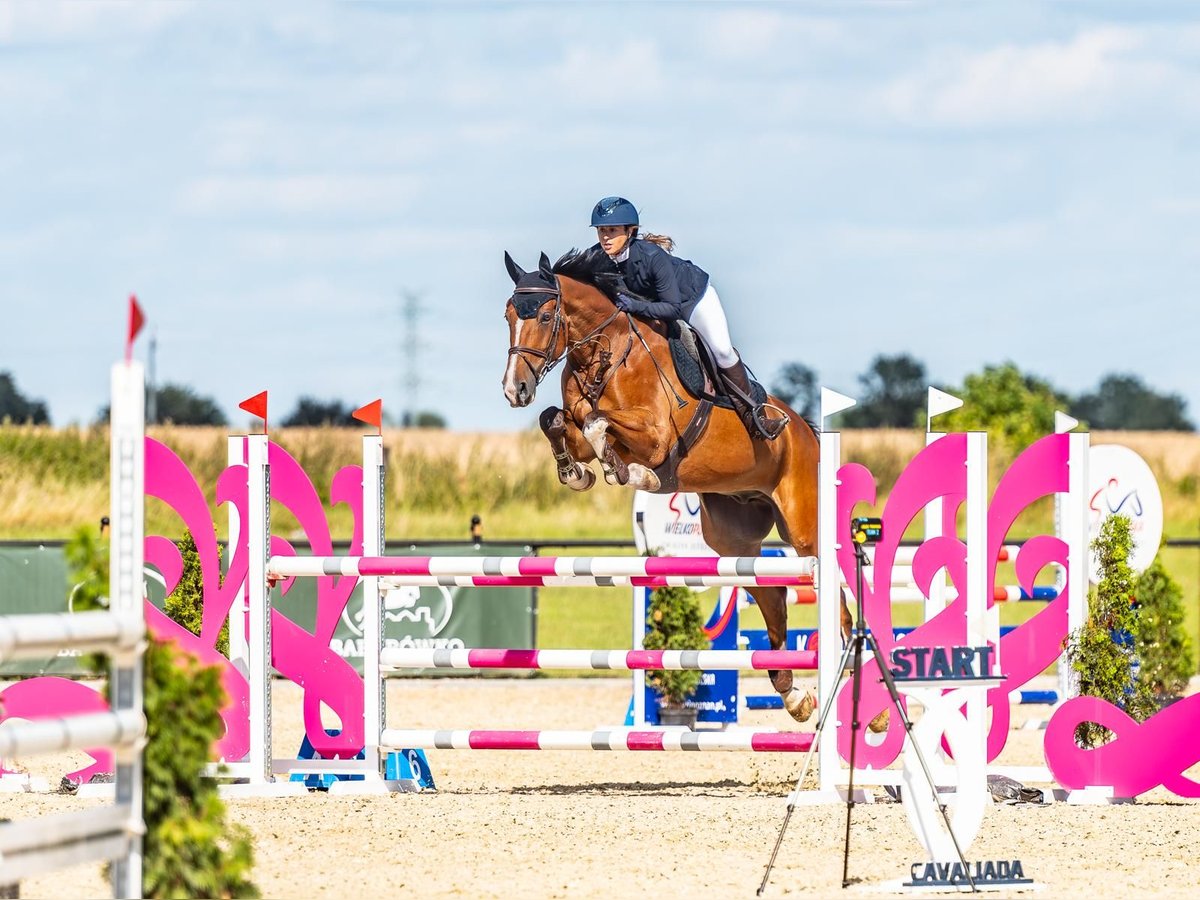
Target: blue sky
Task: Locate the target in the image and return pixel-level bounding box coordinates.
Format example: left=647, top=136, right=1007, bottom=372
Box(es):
left=2, top=1, right=1197, bottom=428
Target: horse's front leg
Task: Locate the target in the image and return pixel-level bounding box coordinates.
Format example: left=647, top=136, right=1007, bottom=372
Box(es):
left=539, top=407, right=596, bottom=491
left=581, top=411, right=630, bottom=486
left=581, top=409, right=664, bottom=491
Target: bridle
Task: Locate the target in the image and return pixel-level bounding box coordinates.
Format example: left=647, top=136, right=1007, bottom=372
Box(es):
left=507, top=279, right=567, bottom=386
left=507, top=276, right=659, bottom=404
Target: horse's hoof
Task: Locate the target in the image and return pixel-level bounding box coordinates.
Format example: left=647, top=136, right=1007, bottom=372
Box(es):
left=627, top=464, right=660, bottom=492
left=782, top=688, right=816, bottom=723
left=867, top=709, right=890, bottom=733
left=564, top=465, right=596, bottom=491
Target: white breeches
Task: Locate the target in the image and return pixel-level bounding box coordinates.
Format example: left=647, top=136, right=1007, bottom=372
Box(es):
left=686, top=284, right=739, bottom=368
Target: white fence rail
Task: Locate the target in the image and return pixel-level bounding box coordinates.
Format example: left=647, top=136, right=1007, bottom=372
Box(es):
left=0, top=360, right=147, bottom=898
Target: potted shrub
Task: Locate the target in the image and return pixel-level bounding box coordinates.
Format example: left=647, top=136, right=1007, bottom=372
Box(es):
left=642, top=583, right=710, bottom=728
left=1064, top=514, right=1156, bottom=747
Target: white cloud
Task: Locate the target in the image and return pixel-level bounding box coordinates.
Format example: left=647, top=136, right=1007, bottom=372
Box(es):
left=550, top=39, right=664, bottom=106
left=177, top=174, right=421, bottom=216
left=696, top=10, right=845, bottom=63
left=821, top=220, right=1051, bottom=260
left=881, top=26, right=1183, bottom=126
left=0, top=0, right=195, bottom=45
left=204, top=117, right=438, bottom=169
left=229, top=225, right=500, bottom=265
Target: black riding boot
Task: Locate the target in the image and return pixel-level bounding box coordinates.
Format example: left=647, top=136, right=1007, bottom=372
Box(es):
left=719, top=360, right=788, bottom=441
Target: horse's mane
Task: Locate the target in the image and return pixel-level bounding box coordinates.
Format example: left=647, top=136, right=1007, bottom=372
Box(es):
left=551, top=248, right=819, bottom=437
left=553, top=247, right=646, bottom=303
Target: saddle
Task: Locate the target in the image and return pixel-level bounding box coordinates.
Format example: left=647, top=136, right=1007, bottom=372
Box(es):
left=664, top=320, right=768, bottom=408
left=647, top=321, right=769, bottom=493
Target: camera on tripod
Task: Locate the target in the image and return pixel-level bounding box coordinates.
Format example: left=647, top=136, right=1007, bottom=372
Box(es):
left=850, top=516, right=882, bottom=545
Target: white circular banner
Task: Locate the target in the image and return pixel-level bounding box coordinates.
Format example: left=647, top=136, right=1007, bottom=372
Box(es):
left=632, top=490, right=716, bottom=557
left=1087, top=444, right=1163, bottom=583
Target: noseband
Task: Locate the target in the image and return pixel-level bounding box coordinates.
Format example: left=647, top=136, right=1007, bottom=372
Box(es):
left=507, top=279, right=566, bottom=385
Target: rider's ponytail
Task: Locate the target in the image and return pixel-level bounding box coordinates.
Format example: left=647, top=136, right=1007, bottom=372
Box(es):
left=637, top=231, right=676, bottom=253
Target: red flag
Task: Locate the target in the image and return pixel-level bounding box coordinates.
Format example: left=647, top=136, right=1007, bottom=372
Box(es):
left=239, top=391, right=268, bottom=432
left=352, top=399, right=383, bottom=433
left=126, top=294, right=145, bottom=361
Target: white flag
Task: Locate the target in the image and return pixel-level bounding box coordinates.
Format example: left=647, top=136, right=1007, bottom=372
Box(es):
left=1054, top=410, right=1079, bottom=433
left=927, top=387, right=964, bottom=427
left=820, top=387, right=856, bottom=423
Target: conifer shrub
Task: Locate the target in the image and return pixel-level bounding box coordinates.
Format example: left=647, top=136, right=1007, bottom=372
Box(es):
left=142, top=527, right=255, bottom=897
left=164, top=530, right=229, bottom=656
left=1132, top=551, right=1194, bottom=700
left=68, top=524, right=256, bottom=896
left=1065, top=514, right=1156, bottom=747
left=140, top=638, right=257, bottom=898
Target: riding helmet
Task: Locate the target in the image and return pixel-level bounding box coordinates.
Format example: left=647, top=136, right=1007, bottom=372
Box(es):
left=590, top=196, right=639, bottom=227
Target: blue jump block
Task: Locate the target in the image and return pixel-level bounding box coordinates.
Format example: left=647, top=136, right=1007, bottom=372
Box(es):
left=387, top=747, right=437, bottom=790
left=291, top=729, right=365, bottom=790
left=1018, top=690, right=1058, bottom=705
left=746, top=695, right=784, bottom=710
left=1020, top=587, right=1059, bottom=601
left=292, top=730, right=436, bottom=790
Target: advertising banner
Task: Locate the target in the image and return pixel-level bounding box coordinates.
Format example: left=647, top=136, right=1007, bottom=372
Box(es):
left=1087, top=445, right=1164, bottom=583
left=288, top=543, right=536, bottom=677
left=0, top=543, right=536, bottom=678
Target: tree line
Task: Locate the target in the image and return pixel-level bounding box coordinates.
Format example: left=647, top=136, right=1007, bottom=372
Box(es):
left=772, top=354, right=1194, bottom=432
left=0, top=372, right=445, bottom=428
left=1, top=356, right=1193, bottom=432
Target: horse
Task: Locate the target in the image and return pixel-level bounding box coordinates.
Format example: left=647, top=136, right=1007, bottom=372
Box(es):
left=501, top=247, right=844, bottom=723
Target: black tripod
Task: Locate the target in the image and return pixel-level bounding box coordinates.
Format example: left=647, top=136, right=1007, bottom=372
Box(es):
left=757, top=524, right=977, bottom=895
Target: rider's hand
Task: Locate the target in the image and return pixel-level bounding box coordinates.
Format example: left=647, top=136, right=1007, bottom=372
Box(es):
left=614, top=293, right=636, bottom=313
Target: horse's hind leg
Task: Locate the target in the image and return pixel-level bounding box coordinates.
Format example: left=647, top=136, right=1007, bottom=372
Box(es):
left=699, top=493, right=815, bottom=724
left=773, top=470, right=889, bottom=731
left=539, top=407, right=596, bottom=491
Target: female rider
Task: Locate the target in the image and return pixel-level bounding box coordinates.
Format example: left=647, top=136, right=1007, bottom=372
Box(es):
left=589, top=195, right=786, bottom=440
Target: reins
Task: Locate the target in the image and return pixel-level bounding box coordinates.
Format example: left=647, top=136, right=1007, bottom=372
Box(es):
left=627, top=317, right=688, bottom=409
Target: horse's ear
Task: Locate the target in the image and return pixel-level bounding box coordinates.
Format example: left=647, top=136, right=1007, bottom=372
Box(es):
left=504, top=251, right=526, bottom=284
left=538, top=252, right=554, bottom=282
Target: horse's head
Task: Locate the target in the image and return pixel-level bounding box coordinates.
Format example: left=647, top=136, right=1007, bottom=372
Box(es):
left=502, top=251, right=563, bottom=408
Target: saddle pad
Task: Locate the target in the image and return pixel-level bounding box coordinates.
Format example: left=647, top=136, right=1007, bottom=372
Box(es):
left=666, top=323, right=766, bottom=408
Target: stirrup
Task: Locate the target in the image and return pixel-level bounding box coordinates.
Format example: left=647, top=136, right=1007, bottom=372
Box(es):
left=750, top=405, right=789, bottom=441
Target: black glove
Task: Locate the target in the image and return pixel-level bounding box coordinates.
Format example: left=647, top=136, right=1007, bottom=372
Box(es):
left=615, top=293, right=638, bottom=313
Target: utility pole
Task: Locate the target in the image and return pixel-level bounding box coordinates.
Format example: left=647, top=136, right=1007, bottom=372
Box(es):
left=147, top=328, right=158, bottom=425
left=401, top=291, right=423, bottom=427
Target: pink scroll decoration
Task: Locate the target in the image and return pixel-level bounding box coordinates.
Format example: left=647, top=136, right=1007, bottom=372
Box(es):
left=836, top=434, right=969, bottom=768
left=1, top=436, right=368, bottom=777
left=0, top=677, right=112, bottom=784
left=983, top=433, right=1071, bottom=761
left=1045, top=694, right=1200, bottom=797
left=248, top=442, right=365, bottom=759
left=0, top=437, right=252, bottom=780
left=147, top=436, right=366, bottom=761
left=144, top=437, right=253, bottom=761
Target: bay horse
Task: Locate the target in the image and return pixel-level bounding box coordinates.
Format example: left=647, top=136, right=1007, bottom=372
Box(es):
left=501, top=247, right=841, bottom=723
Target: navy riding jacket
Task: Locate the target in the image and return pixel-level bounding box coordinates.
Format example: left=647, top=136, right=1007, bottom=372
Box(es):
left=590, top=238, right=710, bottom=320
